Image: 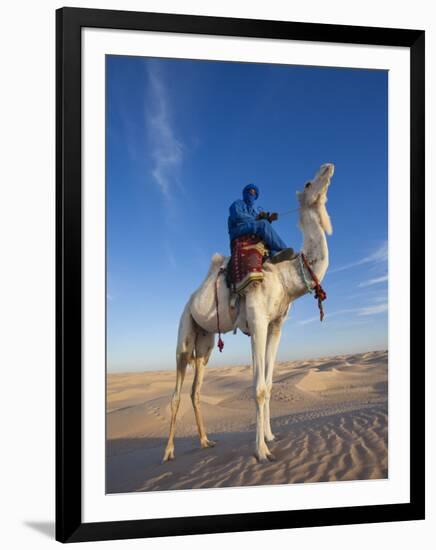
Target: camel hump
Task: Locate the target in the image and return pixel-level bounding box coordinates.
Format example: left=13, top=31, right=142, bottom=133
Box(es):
left=206, top=253, right=226, bottom=277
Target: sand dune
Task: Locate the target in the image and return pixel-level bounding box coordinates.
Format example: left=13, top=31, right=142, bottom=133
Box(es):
left=106, top=350, right=388, bottom=493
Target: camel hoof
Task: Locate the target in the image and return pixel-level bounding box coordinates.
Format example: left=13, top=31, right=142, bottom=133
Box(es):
left=256, top=455, right=269, bottom=464
left=201, top=439, right=216, bottom=449
left=162, top=449, right=175, bottom=463
left=255, top=452, right=271, bottom=463
left=255, top=447, right=276, bottom=463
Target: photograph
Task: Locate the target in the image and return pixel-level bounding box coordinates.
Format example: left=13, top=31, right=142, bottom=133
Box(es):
left=0, top=0, right=428, bottom=545
left=105, top=55, right=389, bottom=494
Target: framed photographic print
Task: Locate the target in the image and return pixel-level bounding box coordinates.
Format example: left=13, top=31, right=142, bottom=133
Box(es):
left=56, top=6, right=425, bottom=543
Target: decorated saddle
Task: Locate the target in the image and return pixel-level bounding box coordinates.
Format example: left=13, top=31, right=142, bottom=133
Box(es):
left=227, top=234, right=269, bottom=294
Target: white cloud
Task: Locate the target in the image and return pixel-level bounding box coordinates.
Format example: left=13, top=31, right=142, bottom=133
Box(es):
left=297, top=308, right=357, bottom=325
left=372, top=295, right=388, bottom=303
left=358, top=303, right=388, bottom=316
left=297, top=302, right=388, bottom=325
left=146, top=64, right=183, bottom=197
left=364, top=240, right=388, bottom=263
left=358, top=275, right=388, bottom=288
left=298, top=315, right=323, bottom=325
left=330, top=240, right=388, bottom=274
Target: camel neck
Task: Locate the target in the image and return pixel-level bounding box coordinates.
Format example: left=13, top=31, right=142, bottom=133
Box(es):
left=299, top=208, right=329, bottom=283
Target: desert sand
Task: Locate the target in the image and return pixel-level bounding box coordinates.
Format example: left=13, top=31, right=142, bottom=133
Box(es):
left=106, top=350, right=388, bottom=493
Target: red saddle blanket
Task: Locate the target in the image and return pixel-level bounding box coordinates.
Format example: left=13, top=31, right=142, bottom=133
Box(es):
left=229, top=235, right=269, bottom=294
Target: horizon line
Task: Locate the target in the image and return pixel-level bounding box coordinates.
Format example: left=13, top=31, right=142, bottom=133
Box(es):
left=107, top=347, right=388, bottom=376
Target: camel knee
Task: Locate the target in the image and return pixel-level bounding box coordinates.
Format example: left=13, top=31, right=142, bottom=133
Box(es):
left=176, top=351, right=191, bottom=369
left=171, top=392, right=181, bottom=413
left=255, top=384, right=267, bottom=406
left=191, top=390, right=200, bottom=407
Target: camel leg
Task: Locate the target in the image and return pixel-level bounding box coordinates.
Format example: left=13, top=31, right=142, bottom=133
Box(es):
left=263, top=317, right=285, bottom=442
left=162, top=353, right=188, bottom=462
left=162, top=303, right=195, bottom=462
left=247, top=302, right=272, bottom=462
left=191, top=331, right=216, bottom=449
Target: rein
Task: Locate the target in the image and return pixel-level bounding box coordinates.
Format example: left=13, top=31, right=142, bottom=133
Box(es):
left=278, top=206, right=299, bottom=217
left=299, top=252, right=327, bottom=322
left=214, top=267, right=226, bottom=352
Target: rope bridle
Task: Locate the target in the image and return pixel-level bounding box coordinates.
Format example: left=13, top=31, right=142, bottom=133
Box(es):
left=278, top=206, right=299, bottom=217
left=213, top=249, right=328, bottom=353
left=278, top=204, right=328, bottom=321
left=298, top=252, right=327, bottom=321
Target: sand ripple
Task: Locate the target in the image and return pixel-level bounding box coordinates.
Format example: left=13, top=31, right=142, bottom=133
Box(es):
left=107, top=350, right=388, bottom=493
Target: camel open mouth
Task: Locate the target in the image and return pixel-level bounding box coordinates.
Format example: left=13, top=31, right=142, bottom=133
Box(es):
left=320, top=163, right=334, bottom=180
left=317, top=163, right=334, bottom=192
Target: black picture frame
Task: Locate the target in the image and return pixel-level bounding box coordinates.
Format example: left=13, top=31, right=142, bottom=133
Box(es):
left=56, top=6, right=425, bottom=543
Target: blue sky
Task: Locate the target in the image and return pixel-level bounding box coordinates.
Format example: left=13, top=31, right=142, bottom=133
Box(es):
left=106, top=55, right=388, bottom=372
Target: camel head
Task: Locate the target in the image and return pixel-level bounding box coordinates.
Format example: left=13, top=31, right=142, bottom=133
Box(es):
left=297, top=163, right=334, bottom=235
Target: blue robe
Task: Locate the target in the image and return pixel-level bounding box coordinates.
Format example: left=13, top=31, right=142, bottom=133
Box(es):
left=227, top=184, right=288, bottom=255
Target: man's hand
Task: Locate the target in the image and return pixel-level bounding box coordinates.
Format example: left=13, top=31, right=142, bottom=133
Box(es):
left=256, top=211, right=269, bottom=220
left=268, top=212, right=278, bottom=222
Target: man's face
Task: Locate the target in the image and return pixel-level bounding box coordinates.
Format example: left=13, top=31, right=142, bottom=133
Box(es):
left=248, top=188, right=257, bottom=197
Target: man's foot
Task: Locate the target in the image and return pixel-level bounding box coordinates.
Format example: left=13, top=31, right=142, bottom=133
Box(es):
left=270, top=248, right=297, bottom=264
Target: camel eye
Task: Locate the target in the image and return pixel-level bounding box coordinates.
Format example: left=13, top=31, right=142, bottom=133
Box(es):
left=305, top=181, right=312, bottom=189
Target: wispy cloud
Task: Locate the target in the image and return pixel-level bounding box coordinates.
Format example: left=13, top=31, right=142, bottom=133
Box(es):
left=297, top=302, right=387, bottom=325
left=358, top=275, right=388, bottom=288
left=146, top=63, right=183, bottom=198
left=365, top=240, right=388, bottom=263
left=358, top=303, right=388, bottom=316
left=298, top=308, right=356, bottom=325
left=330, top=240, right=387, bottom=274
left=372, top=295, right=388, bottom=303
left=297, top=315, right=324, bottom=325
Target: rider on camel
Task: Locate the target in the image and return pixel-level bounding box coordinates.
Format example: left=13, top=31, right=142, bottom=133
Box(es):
left=227, top=183, right=295, bottom=263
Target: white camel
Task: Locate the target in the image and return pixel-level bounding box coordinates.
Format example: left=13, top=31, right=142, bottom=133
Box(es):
left=162, top=163, right=334, bottom=463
